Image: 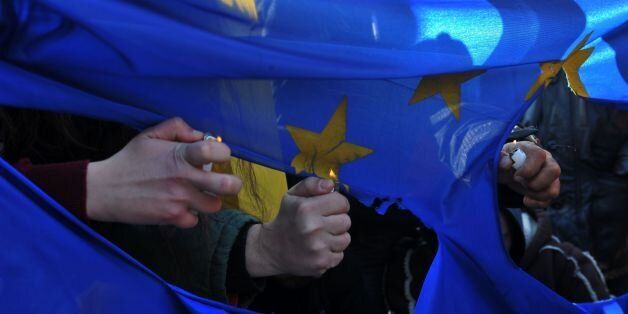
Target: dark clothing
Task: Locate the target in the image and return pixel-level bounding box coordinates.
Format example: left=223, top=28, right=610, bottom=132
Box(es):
left=0, top=108, right=137, bottom=165
left=249, top=251, right=374, bottom=314
left=102, top=211, right=261, bottom=305
left=505, top=208, right=610, bottom=303
left=521, top=72, right=628, bottom=291
left=15, top=158, right=89, bottom=221
left=349, top=201, right=427, bottom=314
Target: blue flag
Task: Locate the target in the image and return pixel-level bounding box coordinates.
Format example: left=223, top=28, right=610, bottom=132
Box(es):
left=1, top=0, right=627, bottom=313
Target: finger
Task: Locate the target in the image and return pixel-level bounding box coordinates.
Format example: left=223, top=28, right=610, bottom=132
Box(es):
left=173, top=211, right=200, bottom=228
left=288, top=176, right=334, bottom=197
left=523, top=196, right=551, bottom=209
left=524, top=179, right=560, bottom=202
left=322, top=214, right=352, bottom=235
left=498, top=151, right=513, bottom=171
left=526, top=161, right=561, bottom=192
left=514, top=144, right=546, bottom=180
left=497, top=151, right=515, bottom=184
left=500, top=142, right=520, bottom=172
left=181, top=140, right=232, bottom=168
left=328, top=232, right=351, bottom=253
left=302, top=192, right=350, bottom=216
left=329, top=252, right=344, bottom=269
left=187, top=170, right=242, bottom=196
left=502, top=142, right=517, bottom=153
left=143, top=117, right=204, bottom=142
left=186, top=189, right=223, bottom=214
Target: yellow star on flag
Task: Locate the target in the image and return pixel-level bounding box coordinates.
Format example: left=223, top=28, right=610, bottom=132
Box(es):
left=286, top=96, right=373, bottom=179
left=525, top=32, right=595, bottom=100
left=408, top=70, right=485, bottom=120
left=220, top=0, right=258, bottom=21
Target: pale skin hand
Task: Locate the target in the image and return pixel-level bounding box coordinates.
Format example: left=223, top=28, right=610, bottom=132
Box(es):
left=245, top=177, right=351, bottom=277
left=498, top=141, right=561, bottom=208
left=86, top=117, right=242, bottom=228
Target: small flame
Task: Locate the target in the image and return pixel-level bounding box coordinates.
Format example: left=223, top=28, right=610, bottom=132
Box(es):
left=329, top=169, right=337, bottom=180
left=513, top=140, right=517, bottom=144
left=216, top=136, right=223, bottom=143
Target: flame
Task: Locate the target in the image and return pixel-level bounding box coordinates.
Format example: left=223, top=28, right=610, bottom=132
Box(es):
left=513, top=140, right=517, bottom=144
left=216, top=136, right=223, bottom=143
left=329, top=169, right=337, bottom=180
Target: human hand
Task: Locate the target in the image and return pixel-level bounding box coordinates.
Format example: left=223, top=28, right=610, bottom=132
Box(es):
left=245, top=177, right=351, bottom=277
left=86, top=117, right=242, bottom=228
left=498, top=141, right=560, bottom=208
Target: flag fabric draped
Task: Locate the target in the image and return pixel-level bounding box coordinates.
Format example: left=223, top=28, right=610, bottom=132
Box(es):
left=0, top=0, right=627, bottom=313
left=0, top=157, right=248, bottom=313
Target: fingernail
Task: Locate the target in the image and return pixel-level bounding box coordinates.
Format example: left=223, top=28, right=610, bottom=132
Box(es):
left=192, top=130, right=204, bottom=138
left=320, top=179, right=333, bottom=191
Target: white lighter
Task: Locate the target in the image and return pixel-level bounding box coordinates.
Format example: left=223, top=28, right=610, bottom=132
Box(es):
left=202, top=133, right=222, bottom=172
left=509, top=141, right=527, bottom=171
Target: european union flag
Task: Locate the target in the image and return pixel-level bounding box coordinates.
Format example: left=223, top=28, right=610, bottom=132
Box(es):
left=0, top=0, right=627, bottom=313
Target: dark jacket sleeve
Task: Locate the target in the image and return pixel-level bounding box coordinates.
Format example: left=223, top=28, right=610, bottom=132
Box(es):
left=524, top=239, right=611, bottom=303
left=14, top=158, right=90, bottom=221
left=226, top=221, right=266, bottom=306
left=101, top=209, right=261, bottom=304
left=517, top=210, right=611, bottom=302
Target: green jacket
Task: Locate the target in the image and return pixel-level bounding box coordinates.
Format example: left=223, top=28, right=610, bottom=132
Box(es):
left=100, top=209, right=259, bottom=303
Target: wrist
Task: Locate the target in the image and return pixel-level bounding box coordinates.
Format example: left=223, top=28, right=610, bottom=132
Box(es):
left=245, top=223, right=282, bottom=277
left=86, top=160, right=107, bottom=221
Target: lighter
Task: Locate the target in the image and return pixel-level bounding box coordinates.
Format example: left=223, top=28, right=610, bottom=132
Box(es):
left=509, top=141, right=527, bottom=171
left=202, top=133, right=222, bottom=172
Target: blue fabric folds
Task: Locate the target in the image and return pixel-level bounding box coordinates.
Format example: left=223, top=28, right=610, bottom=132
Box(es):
left=0, top=0, right=627, bottom=313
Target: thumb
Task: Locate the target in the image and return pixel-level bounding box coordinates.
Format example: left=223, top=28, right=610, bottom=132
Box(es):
left=497, top=150, right=514, bottom=185
left=499, top=151, right=513, bottom=171
left=143, top=117, right=204, bottom=143
left=288, top=176, right=334, bottom=197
